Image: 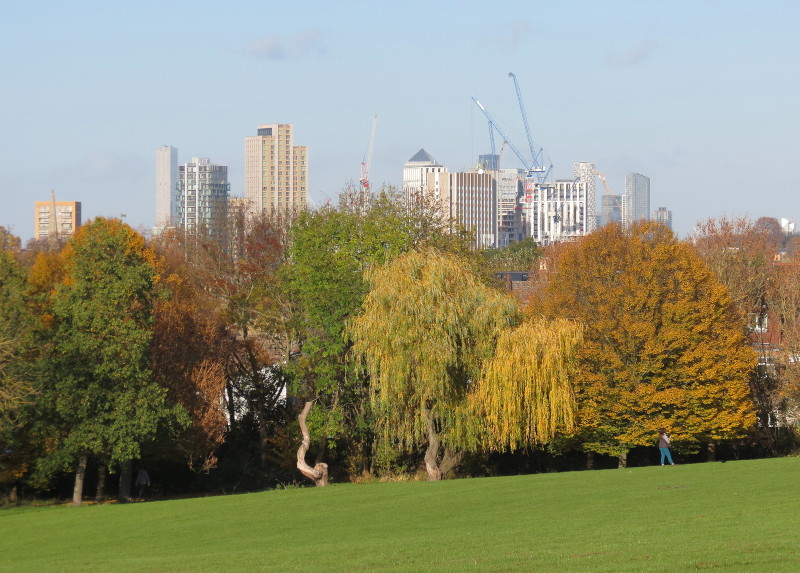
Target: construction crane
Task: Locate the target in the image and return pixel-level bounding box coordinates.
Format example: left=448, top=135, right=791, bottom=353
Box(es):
left=596, top=170, right=613, bottom=195
left=508, top=72, right=552, bottom=183
left=472, top=98, right=534, bottom=179
left=359, top=114, right=378, bottom=192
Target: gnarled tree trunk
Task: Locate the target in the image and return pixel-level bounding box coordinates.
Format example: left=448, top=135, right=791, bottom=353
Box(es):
left=617, top=451, right=627, bottom=469
left=296, top=400, right=328, bottom=487
left=423, top=401, right=461, bottom=481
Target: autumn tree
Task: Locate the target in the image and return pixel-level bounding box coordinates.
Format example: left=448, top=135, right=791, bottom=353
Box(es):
left=530, top=222, right=757, bottom=466
left=150, top=256, right=230, bottom=473
left=349, top=248, right=583, bottom=480
left=766, top=262, right=800, bottom=427
left=38, top=218, right=182, bottom=505
left=691, top=217, right=778, bottom=439
left=154, top=206, right=293, bottom=470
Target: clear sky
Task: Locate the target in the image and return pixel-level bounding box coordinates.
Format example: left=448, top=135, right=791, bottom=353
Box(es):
left=2, top=0, right=798, bottom=242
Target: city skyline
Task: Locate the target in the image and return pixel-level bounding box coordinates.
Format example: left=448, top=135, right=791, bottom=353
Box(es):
left=3, top=1, right=799, bottom=243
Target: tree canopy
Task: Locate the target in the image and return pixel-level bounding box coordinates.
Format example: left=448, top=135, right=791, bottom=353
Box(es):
left=349, top=248, right=583, bottom=479
left=529, top=222, right=757, bottom=461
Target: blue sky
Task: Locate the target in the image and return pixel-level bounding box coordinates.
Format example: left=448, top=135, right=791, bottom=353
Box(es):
left=2, top=0, right=798, bottom=241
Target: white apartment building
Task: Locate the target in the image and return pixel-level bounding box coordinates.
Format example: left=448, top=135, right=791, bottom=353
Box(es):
left=176, top=157, right=229, bottom=234
left=523, top=179, right=592, bottom=245
left=245, top=124, right=307, bottom=217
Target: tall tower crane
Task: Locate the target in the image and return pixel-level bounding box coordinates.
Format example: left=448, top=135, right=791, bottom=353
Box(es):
left=508, top=72, right=552, bottom=183
left=472, top=98, right=533, bottom=179
left=359, top=114, right=378, bottom=192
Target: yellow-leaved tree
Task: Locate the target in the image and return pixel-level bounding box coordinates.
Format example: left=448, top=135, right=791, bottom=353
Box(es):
left=529, top=222, right=757, bottom=466
left=348, top=248, right=583, bottom=480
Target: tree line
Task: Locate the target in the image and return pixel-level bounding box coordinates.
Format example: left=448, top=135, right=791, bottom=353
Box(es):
left=1, top=189, right=798, bottom=504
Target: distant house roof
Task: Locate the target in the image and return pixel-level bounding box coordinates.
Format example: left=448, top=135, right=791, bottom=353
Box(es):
left=408, top=148, right=437, bottom=163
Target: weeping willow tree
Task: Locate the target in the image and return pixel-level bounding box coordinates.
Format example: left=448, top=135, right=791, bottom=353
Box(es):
left=348, top=248, right=583, bottom=480
left=471, top=318, right=583, bottom=451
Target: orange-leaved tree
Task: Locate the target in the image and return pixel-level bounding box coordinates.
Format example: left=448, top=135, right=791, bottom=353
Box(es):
left=529, top=222, right=757, bottom=466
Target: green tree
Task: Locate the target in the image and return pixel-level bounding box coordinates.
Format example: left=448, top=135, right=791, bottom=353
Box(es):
left=530, top=222, right=757, bottom=466
left=284, top=187, right=473, bottom=485
left=38, top=218, right=181, bottom=505
left=0, top=248, right=37, bottom=499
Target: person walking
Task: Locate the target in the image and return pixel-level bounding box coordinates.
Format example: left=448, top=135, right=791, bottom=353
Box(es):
left=135, top=469, right=150, bottom=500
left=658, top=428, right=675, bottom=466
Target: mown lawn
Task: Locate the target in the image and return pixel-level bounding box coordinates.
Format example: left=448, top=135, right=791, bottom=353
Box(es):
left=2, top=457, right=799, bottom=572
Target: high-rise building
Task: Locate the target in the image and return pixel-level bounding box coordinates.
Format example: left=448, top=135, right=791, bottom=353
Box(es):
left=573, top=162, right=598, bottom=233
left=176, top=157, right=229, bottom=234
left=402, top=149, right=446, bottom=203
left=155, top=146, right=178, bottom=234
left=245, top=124, right=307, bottom=217
left=601, top=194, right=623, bottom=227
left=523, top=180, right=591, bottom=245
left=652, top=207, right=672, bottom=231
left=624, top=172, right=650, bottom=229
left=426, top=169, right=497, bottom=249
left=496, top=168, right=524, bottom=247
left=35, top=200, right=81, bottom=241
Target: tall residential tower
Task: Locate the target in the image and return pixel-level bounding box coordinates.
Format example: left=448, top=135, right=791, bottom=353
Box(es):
left=624, top=172, right=650, bottom=229
left=176, top=157, right=230, bottom=235
left=155, top=145, right=178, bottom=234
left=245, top=124, right=307, bottom=217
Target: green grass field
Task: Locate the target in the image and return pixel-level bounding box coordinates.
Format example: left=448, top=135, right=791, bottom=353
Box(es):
left=2, top=457, right=799, bottom=572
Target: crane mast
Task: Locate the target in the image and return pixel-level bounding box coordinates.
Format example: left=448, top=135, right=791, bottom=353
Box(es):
left=360, top=114, right=378, bottom=192
left=508, top=72, right=551, bottom=183
left=472, top=97, right=532, bottom=177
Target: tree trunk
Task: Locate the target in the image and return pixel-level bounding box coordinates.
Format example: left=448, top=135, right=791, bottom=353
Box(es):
left=423, top=402, right=442, bottom=480
left=586, top=451, right=595, bottom=470
left=72, top=455, right=87, bottom=507
left=226, top=381, right=236, bottom=430
left=257, top=402, right=270, bottom=466
left=439, top=448, right=462, bottom=478
left=617, top=451, right=627, bottom=469
left=422, top=401, right=463, bottom=480
left=707, top=441, right=716, bottom=462
left=96, top=464, right=107, bottom=502
left=296, top=400, right=328, bottom=486
left=118, top=460, right=132, bottom=502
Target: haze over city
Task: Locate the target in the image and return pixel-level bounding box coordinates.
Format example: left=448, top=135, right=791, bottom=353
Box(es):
left=3, top=0, right=798, bottom=243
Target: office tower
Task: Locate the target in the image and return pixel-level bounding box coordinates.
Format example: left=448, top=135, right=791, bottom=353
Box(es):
left=522, top=179, right=590, bottom=245
left=425, top=169, right=498, bottom=249
left=496, top=168, right=524, bottom=247
left=155, top=146, right=178, bottom=234
left=624, top=172, right=650, bottom=229
left=35, top=200, right=81, bottom=241
left=176, top=157, right=230, bottom=235
left=652, top=206, right=672, bottom=231
left=402, top=149, right=447, bottom=204
left=479, top=153, right=499, bottom=171
left=573, top=162, right=598, bottom=234
left=601, top=194, right=623, bottom=227
left=245, top=124, right=307, bottom=217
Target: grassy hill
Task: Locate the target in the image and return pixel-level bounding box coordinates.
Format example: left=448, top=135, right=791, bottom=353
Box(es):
left=2, top=457, right=800, bottom=572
